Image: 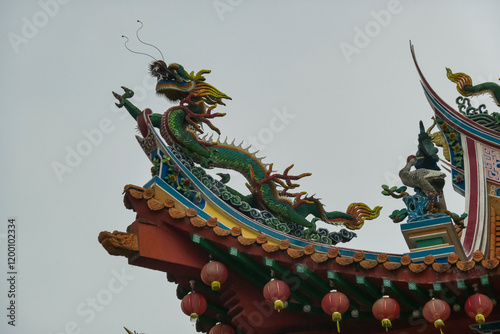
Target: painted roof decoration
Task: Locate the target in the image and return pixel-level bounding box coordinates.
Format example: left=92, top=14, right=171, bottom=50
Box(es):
left=99, top=35, right=500, bottom=333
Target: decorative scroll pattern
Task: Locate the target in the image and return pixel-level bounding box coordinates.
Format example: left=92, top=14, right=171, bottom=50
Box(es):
left=483, top=146, right=500, bottom=183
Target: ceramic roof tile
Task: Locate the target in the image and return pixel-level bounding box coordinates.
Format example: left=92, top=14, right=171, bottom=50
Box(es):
left=304, top=245, right=315, bottom=255
left=424, top=254, right=435, bottom=265
left=473, top=250, right=484, bottom=262
left=457, top=260, right=475, bottom=271
left=237, top=236, right=255, bottom=245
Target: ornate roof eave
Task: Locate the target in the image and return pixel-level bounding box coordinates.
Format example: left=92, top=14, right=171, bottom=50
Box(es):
left=99, top=184, right=500, bottom=333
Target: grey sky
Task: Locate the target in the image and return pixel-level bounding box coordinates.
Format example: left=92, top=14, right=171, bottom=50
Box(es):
left=1, top=1, right=500, bottom=333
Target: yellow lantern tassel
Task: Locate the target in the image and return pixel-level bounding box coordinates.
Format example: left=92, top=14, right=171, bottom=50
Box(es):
left=434, top=319, right=444, bottom=329
left=332, top=312, right=342, bottom=333
left=476, top=314, right=485, bottom=325
left=190, top=313, right=199, bottom=322
left=274, top=300, right=284, bottom=311
left=211, top=281, right=221, bottom=291
left=381, top=319, right=392, bottom=331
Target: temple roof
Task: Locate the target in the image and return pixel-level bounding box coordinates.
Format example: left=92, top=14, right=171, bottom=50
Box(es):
left=99, top=184, right=500, bottom=334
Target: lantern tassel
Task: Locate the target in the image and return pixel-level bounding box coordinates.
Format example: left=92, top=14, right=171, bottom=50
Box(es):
left=382, top=319, right=392, bottom=331
left=211, top=281, right=221, bottom=291
left=190, top=313, right=199, bottom=322
left=274, top=300, right=284, bottom=311
left=476, top=314, right=485, bottom=325
left=434, top=319, right=445, bottom=329
left=332, top=312, right=342, bottom=333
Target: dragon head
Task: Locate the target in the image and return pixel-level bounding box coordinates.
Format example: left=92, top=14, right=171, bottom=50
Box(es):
left=149, top=60, right=231, bottom=106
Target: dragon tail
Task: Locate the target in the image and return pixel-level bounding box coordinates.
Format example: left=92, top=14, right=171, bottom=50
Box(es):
left=326, top=203, right=382, bottom=230
left=446, top=68, right=500, bottom=106
left=446, top=67, right=473, bottom=97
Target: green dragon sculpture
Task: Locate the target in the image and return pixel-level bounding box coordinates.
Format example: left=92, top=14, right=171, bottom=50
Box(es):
left=113, top=60, right=381, bottom=233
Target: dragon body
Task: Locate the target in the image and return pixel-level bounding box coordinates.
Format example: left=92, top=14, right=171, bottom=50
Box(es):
left=114, top=60, right=381, bottom=232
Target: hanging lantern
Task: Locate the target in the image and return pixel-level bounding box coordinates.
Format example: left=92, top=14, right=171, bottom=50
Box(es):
left=181, top=292, right=207, bottom=322
left=209, top=323, right=235, bottom=334
left=422, top=298, right=450, bottom=333
left=201, top=261, right=228, bottom=291
left=321, top=290, right=349, bottom=333
left=372, top=296, right=400, bottom=331
left=263, top=279, right=290, bottom=311
left=465, top=293, right=493, bottom=327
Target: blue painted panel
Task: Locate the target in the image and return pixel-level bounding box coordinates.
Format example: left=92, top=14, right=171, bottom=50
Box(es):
left=400, top=216, right=452, bottom=231
left=404, top=245, right=456, bottom=263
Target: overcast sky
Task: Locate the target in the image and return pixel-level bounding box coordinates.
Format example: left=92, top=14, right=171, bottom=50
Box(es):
left=1, top=1, right=500, bottom=333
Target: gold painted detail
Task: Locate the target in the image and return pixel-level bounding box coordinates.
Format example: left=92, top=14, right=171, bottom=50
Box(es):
left=98, top=230, right=139, bottom=258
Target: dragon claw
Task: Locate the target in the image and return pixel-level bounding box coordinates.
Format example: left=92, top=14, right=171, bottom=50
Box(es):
left=112, top=87, right=135, bottom=108
left=112, top=91, right=124, bottom=108
left=302, top=218, right=318, bottom=239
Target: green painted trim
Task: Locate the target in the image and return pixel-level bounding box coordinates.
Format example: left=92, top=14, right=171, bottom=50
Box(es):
left=191, top=233, right=202, bottom=243
left=454, top=279, right=475, bottom=302
left=415, top=237, right=444, bottom=248
left=327, top=270, right=369, bottom=308
left=355, top=275, right=382, bottom=300
left=407, top=282, right=431, bottom=303
left=262, top=257, right=317, bottom=305
left=228, top=247, right=270, bottom=283
left=263, top=257, right=275, bottom=267
left=229, top=247, right=239, bottom=256
left=327, top=270, right=338, bottom=280
left=479, top=275, right=496, bottom=299
left=294, top=264, right=331, bottom=292
left=382, top=278, right=419, bottom=310
left=190, top=234, right=265, bottom=287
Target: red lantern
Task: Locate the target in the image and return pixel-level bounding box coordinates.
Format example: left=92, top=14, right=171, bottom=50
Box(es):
left=465, top=293, right=493, bottom=326
left=201, top=261, right=228, bottom=291
left=321, top=290, right=349, bottom=333
left=422, top=298, right=450, bottom=333
left=181, top=292, right=207, bottom=322
left=263, top=279, right=290, bottom=311
left=209, top=323, right=235, bottom=334
left=372, top=296, right=400, bottom=331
